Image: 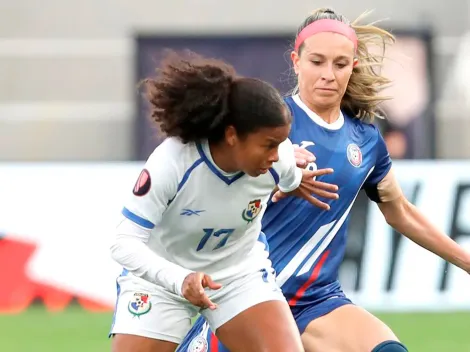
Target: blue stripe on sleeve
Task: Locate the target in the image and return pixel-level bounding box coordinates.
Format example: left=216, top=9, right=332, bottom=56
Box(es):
left=122, top=207, right=155, bottom=229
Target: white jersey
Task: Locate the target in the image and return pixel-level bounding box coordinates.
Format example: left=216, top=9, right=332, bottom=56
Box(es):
left=112, top=137, right=301, bottom=295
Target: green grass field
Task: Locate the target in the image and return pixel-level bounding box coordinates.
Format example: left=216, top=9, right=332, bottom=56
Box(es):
left=1, top=305, right=469, bottom=351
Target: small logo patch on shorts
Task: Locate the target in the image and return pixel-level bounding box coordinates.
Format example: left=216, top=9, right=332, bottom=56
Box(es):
left=188, top=335, right=208, bottom=352
left=128, top=292, right=152, bottom=317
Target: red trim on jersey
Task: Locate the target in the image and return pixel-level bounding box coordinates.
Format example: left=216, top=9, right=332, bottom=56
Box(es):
left=210, top=332, right=219, bottom=352
left=288, top=250, right=330, bottom=306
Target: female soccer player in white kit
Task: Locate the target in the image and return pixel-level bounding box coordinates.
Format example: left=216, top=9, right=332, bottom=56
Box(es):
left=108, top=52, right=339, bottom=352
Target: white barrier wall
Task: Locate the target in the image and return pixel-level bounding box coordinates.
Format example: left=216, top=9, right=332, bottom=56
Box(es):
left=1, top=161, right=470, bottom=311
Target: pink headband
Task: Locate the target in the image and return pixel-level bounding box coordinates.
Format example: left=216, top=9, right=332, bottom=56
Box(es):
left=294, top=19, right=358, bottom=53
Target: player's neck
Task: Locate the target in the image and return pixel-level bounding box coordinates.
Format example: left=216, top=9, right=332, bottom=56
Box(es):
left=299, top=93, right=341, bottom=124
left=208, top=141, right=239, bottom=174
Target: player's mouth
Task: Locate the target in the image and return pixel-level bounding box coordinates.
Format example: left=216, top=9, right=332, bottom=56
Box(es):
left=317, top=87, right=337, bottom=92
left=259, top=168, right=269, bottom=174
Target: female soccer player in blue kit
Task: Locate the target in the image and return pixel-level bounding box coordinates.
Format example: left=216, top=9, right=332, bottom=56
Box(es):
left=178, top=8, right=470, bottom=352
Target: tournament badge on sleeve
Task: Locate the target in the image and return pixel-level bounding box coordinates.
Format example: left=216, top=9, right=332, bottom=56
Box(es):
left=133, top=169, right=151, bottom=196
left=242, top=199, right=263, bottom=223
left=128, top=292, right=152, bottom=317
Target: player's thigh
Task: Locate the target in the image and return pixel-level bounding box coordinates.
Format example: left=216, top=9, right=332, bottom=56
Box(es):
left=202, top=269, right=303, bottom=352
left=301, top=304, right=398, bottom=352
left=110, top=276, right=197, bottom=351
left=218, top=300, right=303, bottom=352
left=112, top=334, right=177, bottom=352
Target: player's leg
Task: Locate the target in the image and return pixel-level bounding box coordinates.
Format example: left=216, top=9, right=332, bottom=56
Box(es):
left=217, top=300, right=303, bottom=351
left=112, top=335, right=177, bottom=352
left=300, top=302, right=407, bottom=352
left=110, top=274, right=197, bottom=352
left=202, top=269, right=303, bottom=352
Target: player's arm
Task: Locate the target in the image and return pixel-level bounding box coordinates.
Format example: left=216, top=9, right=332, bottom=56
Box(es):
left=276, top=138, right=303, bottom=193
left=110, top=142, right=193, bottom=296
left=376, top=172, right=470, bottom=272
left=364, top=128, right=470, bottom=273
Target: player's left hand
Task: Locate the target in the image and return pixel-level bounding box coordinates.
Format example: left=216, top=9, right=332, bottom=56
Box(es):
left=181, top=272, right=222, bottom=310
left=272, top=168, right=339, bottom=210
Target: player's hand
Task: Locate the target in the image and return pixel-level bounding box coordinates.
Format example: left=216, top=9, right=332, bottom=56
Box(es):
left=294, top=145, right=316, bottom=168
left=181, top=272, right=222, bottom=310
left=272, top=168, right=339, bottom=210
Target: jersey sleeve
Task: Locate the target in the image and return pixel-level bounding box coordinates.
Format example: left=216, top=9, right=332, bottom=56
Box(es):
left=363, top=125, right=394, bottom=203
left=122, top=140, right=179, bottom=229
left=274, top=138, right=302, bottom=193
left=111, top=139, right=194, bottom=296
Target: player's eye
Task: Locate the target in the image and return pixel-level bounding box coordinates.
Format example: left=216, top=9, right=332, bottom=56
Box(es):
left=336, top=62, right=348, bottom=69
left=311, top=60, right=322, bottom=66
left=265, top=143, right=278, bottom=150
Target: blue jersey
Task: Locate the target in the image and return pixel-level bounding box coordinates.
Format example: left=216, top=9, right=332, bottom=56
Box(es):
left=264, top=95, right=392, bottom=306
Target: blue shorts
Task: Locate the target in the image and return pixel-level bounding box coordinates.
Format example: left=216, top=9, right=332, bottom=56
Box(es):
left=291, top=291, right=352, bottom=333
left=177, top=291, right=353, bottom=351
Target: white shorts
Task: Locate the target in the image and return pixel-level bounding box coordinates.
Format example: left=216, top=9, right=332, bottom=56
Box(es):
left=109, top=268, right=285, bottom=344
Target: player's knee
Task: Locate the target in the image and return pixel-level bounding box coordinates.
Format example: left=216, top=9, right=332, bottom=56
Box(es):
left=372, top=340, right=408, bottom=352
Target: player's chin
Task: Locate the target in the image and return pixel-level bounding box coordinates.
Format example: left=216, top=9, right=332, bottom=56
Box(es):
left=313, top=95, right=338, bottom=107
left=248, top=168, right=269, bottom=177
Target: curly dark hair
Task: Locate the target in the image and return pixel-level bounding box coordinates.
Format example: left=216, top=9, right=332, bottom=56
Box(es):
left=143, top=50, right=290, bottom=143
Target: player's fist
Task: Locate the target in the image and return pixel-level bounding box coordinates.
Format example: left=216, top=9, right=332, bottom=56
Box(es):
left=181, top=272, right=222, bottom=310
left=294, top=145, right=316, bottom=168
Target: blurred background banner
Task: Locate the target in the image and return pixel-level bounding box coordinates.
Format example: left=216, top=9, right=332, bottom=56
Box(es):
left=135, top=30, right=436, bottom=160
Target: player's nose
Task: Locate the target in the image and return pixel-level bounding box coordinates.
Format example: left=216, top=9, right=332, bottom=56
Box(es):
left=321, top=63, right=335, bottom=81
left=267, top=149, right=279, bottom=163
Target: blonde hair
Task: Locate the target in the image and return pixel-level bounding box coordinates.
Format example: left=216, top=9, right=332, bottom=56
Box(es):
left=294, top=8, right=395, bottom=121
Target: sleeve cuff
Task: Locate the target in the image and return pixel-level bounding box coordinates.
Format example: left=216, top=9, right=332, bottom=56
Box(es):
left=278, top=167, right=302, bottom=193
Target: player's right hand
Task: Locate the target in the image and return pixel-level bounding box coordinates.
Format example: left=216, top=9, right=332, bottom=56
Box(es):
left=181, top=272, right=222, bottom=310
left=272, top=168, right=339, bottom=210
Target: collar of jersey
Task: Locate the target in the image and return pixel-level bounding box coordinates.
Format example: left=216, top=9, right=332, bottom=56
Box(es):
left=292, top=94, right=344, bottom=131
left=196, top=140, right=245, bottom=185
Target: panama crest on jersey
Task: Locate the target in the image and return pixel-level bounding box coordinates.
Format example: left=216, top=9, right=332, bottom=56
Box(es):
left=128, top=292, right=152, bottom=317
left=188, top=335, right=208, bottom=352
left=242, top=199, right=262, bottom=223
left=347, top=143, right=362, bottom=167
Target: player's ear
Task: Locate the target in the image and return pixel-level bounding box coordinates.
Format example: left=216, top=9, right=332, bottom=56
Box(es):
left=225, top=126, right=237, bottom=147
left=291, top=51, right=300, bottom=75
